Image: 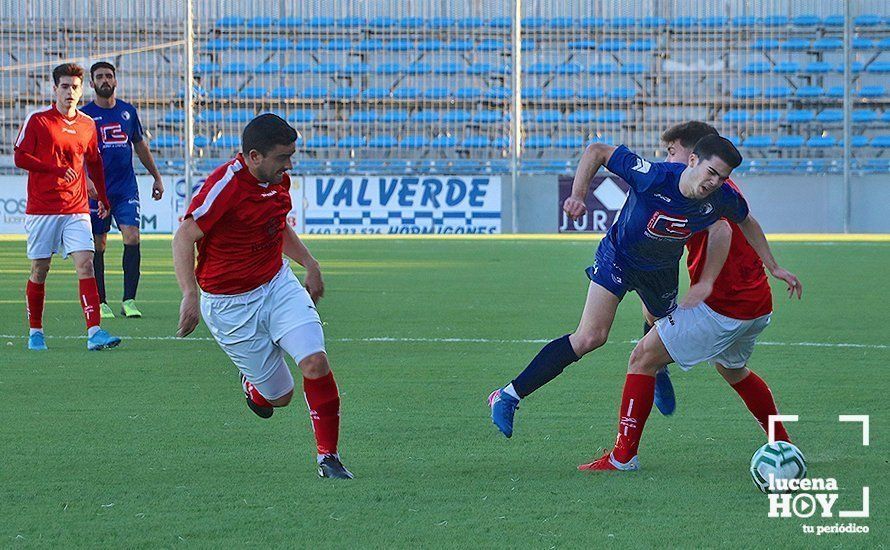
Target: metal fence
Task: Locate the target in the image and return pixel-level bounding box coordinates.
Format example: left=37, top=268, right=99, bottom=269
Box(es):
left=1, top=0, right=888, bottom=180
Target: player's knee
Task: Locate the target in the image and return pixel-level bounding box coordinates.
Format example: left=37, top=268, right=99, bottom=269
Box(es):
left=717, top=364, right=749, bottom=385
left=299, top=352, right=330, bottom=379
left=30, top=262, right=50, bottom=282
left=122, top=229, right=140, bottom=246
left=571, top=328, right=608, bottom=356
left=73, top=256, right=95, bottom=277
left=268, top=389, right=294, bottom=407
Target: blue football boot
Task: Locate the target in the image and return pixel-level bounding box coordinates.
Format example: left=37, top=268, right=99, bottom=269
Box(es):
left=488, top=387, right=520, bottom=438
left=654, top=366, right=676, bottom=416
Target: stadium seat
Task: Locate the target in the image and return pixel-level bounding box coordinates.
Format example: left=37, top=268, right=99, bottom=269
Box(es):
left=216, top=16, right=244, bottom=28
left=307, top=16, right=334, bottom=28
left=555, top=136, right=584, bottom=148
left=796, top=86, right=823, bottom=98
left=356, top=40, right=384, bottom=52
left=283, top=62, right=311, bottom=74
left=485, top=87, right=511, bottom=100
left=589, top=63, right=616, bottom=74
left=477, top=39, right=506, bottom=52
left=813, top=38, right=843, bottom=50
left=775, top=135, right=805, bottom=148
left=546, top=88, right=575, bottom=100
left=763, top=86, right=792, bottom=98
left=208, top=88, right=236, bottom=100
left=431, top=136, right=458, bottom=148
left=521, top=17, right=547, bottom=29
left=400, top=135, right=429, bottom=148
left=578, top=88, right=605, bottom=100
left=853, top=38, right=874, bottom=49
left=852, top=110, right=878, bottom=123
left=264, top=38, right=292, bottom=51
left=314, top=63, right=341, bottom=74
left=338, top=16, right=365, bottom=28
left=628, top=40, right=656, bottom=51
left=427, top=17, right=455, bottom=29
left=386, top=39, right=413, bottom=52
left=163, top=110, right=185, bottom=124
left=640, top=16, right=667, bottom=28
left=435, top=63, right=463, bottom=75
left=255, top=62, right=280, bottom=74
left=376, top=63, right=402, bottom=75
left=379, top=111, right=409, bottom=123
left=270, top=86, right=299, bottom=99
left=754, top=111, right=782, bottom=123
left=234, top=39, right=262, bottom=51
left=194, top=62, right=220, bottom=74
left=212, top=135, right=240, bottom=149
left=566, top=110, right=594, bottom=123
left=205, top=38, right=232, bottom=51
left=287, top=111, right=315, bottom=124
left=448, top=40, right=474, bottom=52
left=807, top=136, right=837, bottom=147
left=300, top=86, right=327, bottom=99
left=458, top=17, right=486, bottom=29
left=787, top=110, right=815, bottom=123
left=611, top=17, right=635, bottom=28
left=392, top=87, right=420, bottom=100
left=620, top=64, right=647, bottom=74
left=871, top=136, right=890, bottom=147
left=492, top=137, right=511, bottom=149
left=221, top=63, right=248, bottom=75
left=362, top=88, right=391, bottom=100
left=442, top=110, right=472, bottom=123
left=824, top=86, right=844, bottom=98
left=816, top=109, right=844, bottom=122
left=473, top=111, right=504, bottom=124
left=823, top=14, right=844, bottom=26
left=523, top=87, right=544, bottom=99
left=608, top=88, right=636, bottom=100
left=454, top=88, right=483, bottom=100
left=854, top=14, right=882, bottom=26
left=294, top=40, right=322, bottom=51
left=225, top=109, right=254, bottom=123
left=489, top=16, right=512, bottom=28
left=399, top=17, right=424, bottom=28
left=525, top=136, right=552, bottom=148
left=701, top=16, right=727, bottom=27
left=774, top=62, right=800, bottom=74
left=597, top=111, right=627, bottom=123
left=533, top=110, right=562, bottom=123
left=350, top=111, right=377, bottom=123
left=277, top=17, right=301, bottom=28
left=792, top=14, right=820, bottom=26
left=423, top=88, right=450, bottom=100
left=580, top=17, right=606, bottom=28
left=527, top=62, right=554, bottom=75
left=153, top=135, right=182, bottom=148
left=858, top=86, right=886, bottom=98
left=407, top=63, right=432, bottom=75
left=556, top=63, right=583, bottom=75
left=369, top=135, right=397, bottom=148
left=780, top=38, right=809, bottom=51
left=370, top=16, right=396, bottom=28
left=568, top=40, right=597, bottom=50
left=462, top=136, right=490, bottom=148
left=732, top=16, right=758, bottom=27
left=599, top=40, right=626, bottom=51
left=743, top=62, right=771, bottom=74
left=305, top=136, right=335, bottom=148
left=762, top=15, right=789, bottom=26
left=866, top=62, right=890, bottom=73
left=878, top=38, right=890, bottom=50
left=467, top=63, right=496, bottom=76
left=805, top=62, right=832, bottom=73
left=193, top=136, right=210, bottom=148
left=411, top=111, right=440, bottom=123
left=846, top=136, right=870, bottom=147
left=723, top=110, right=750, bottom=123
left=733, top=87, right=761, bottom=99
left=743, top=135, right=773, bottom=147
left=671, top=16, right=698, bottom=28
left=418, top=40, right=443, bottom=52
left=337, top=136, right=366, bottom=148
left=752, top=39, right=780, bottom=50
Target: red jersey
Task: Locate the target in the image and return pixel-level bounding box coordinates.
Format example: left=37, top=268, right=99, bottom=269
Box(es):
left=186, top=154, right=292, bottom=295
left=686, top=179, right=772, bottom=320
left=14, top=104, right=108, bottom=215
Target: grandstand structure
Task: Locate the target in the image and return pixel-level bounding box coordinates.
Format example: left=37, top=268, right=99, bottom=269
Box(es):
left=1, top=0, right=889, bottom=177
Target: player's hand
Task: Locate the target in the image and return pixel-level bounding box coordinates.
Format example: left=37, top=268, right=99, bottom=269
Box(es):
left=177, top=292, right=200, bottom=337
left=96, top=201, right=109, bottom=219
left=563, top=196, right=587, bottom=220
left=680, top=281, right=713, bottom=309
left=62, top=167, right=77, bottom=183
left=86, top=178, right=98, bottom=200
left=304, top=264, right=325, bottom=304
left=152, top=177, right=164, bottom=200
left=770, top=267, right=803, bottom=299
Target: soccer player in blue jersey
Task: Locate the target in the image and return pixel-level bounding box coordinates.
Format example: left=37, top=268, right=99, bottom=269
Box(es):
left=488, top=136, right=801, bottom=442
left=82, top=61, right=164, bottom=318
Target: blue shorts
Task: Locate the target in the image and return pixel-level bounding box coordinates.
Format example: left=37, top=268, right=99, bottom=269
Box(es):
left=586, top=243, right=679, bottom=319
left=90, top=196, right=141, bottom=234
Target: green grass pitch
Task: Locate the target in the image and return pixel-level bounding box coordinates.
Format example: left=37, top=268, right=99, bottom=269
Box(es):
left=0, top=236, right=886, bottom=547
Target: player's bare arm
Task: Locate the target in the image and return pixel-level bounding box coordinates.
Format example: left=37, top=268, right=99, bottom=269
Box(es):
left=283, top=225, right=324, bottom=303
left=564, top=143, right=618, bottom=220
left=133, top=140, right=164, bottom=200
left=172, top=217, right=205, bottom=336
left=737, top=214, right=802, bottom=298
left=681, top=219, right=732, bottom=308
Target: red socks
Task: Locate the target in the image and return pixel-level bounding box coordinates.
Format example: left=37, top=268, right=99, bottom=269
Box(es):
left=612, top=374, right=656, bottom=463
left=731, top=371, right=790, bottom=442
left=78, top=277, right=101, bottom=330
left=243, top=378, right=272, bottom=407
left=304, top=371, right=341, bottom=456
left=26, top=280, right=45, bottom=330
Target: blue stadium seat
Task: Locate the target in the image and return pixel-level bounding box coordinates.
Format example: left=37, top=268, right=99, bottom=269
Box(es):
left=823, top=15, right=844, bottom=26
left=423, top=88, right=450, bottom=100
left=640, top=16, right=667, bottom=28
left=454, top=88, right=482, bottom=100
left=256, top=62, right=280, bottom=74
left=792, top=15, right=820, bottom=26
left=781, top=38, right=809, bottom=51
left=671, top=16, right=698, bottom=28
left=813, top=38, right=843, bottom=50
left=599, top=40, right=626, bottom=51
left=197, top=110, right=223, bottom=123
left=356, top=40, right=384, bottom=52
left=193, top=136, right=210, bottom=148
left=153, top=135, right=182, bottom=148
left=485, top=87, right=511, bottom=100
left=473, top=111, right=504, bottom=124
left=521, top=39, right=536, bottom=51
left=283, top=63, right=311, bottom=74
left=854, top=14, right=882, bottom=26
left=852, top=110, right=878, bottom=123
left=163, top=110, right=185, bottom=123
left=620, top=64, right=647, bottom=74
left=467, top=63, right=496, bottom=75
left=775, top=135, right=805, bottom=148
left=608, top=88, right=636, bottom=99
left=431, top=136, right=458, bottom=148
left=733, top=87, right=761, bottom=98
left=825, top=86, right=844, bottom=98
left=628, top=40, right=656, bottom=51
left=418, top=40, right=443, bottom=51
left=492, top=137, right=511, bottom=149
left=489, top=16, right=512, bottom=28
left=523, top=87, right=544, bottom=99
left=805, top=62, right=832, bottom=73
left=764, top=86, right=792, bottom=98
left=287, top=111, right=315, bottom=124
left=883, top=112, right=890, bottom=123
left=362, top=88, right=391, bottom=100
left=566, top=110, right=594, bottom=123
left=846, top=136, right=870, bottom=147
left=442, top=110, right=472, bottom=123
left=762, top=15, right=789, bottom=26
left=411, top=111, right=440, bottom=123
left=578, top=88, right=605, bottom=100
left=294, top=40, right=322, bottom=51
left=213, top=135, right=240, bottom=149
left=858, top=86, right=885, bottom=98
left=265, top=38, right=292, bottom=51
left=427, top=17, right=455, bottom=29
left=867, top=62, right=890, bottom=73
left=724, top=135, right=741, bottom=146
left=337, top=16, right=366, bottom=28
left=402, top=136, right=436, bottom=153
left=743, top=135, right=773, bottom=147
left=370, top=16, right=396, bottom=28
left=448, top=40, right=474, bottom=52
left=817, top=109, right=843, bottom=122
left=534, top=110, right=562, bottom=123
left=350, top=111, right=377, bottom=123
left=478, top=39, right=506, bottom=52
left=546, top=88, right=575, bottom=100
left=458, top=17, right=486, bottom=29
left=732, top=16, right=758, bottom=27
left=754, top=111, right=782, bottom=123
left=399, top=17, right=424, bottom=29
left=580, top=17, right=606, bottom=28
left=743, top=62, right=770, bottom=74
left=194, top=62, right=220, bottom=74
left=525, top=136, right=552, bottom=148
left=556, top=63, right=583, bottom=75
left=807, top=136, right=837, bottom=147
left=787, top=110, right=815, bottom=123
left=307, top=17, right=335, bottom=28
left=551, top=17, right=575, bottom=29
left=555, top=136, right=584, bottom=148
left=853, top=38, right=874, bottom=49
left=569, top=40, right=597, bottom=50
left=368, top=135, right=399, bottom=149
left=376, top=63, right=402, bottom=75
left=701, top=16, right=727, bottom=27
left=597, top=111, right=627, bottom=123
left=752, top=39, right=780, bottom=50
left=386, top=39, right=413, bottom=52
left=872, top=136, right=890, bottom=147
left=234, top=39, right=262, bottom=51
left=325, top=39, right=351, bottom=51
left=270, top=86, right=299, bottom=99
left=216, top=16, right=244, bottom=28
left=435, top=63, right=463, bottom=75
left=301, top=86, right=327, bottom=99
left=392, top=87, right=420, bottom=99
left=611, top=17, right=635, bottom=28
left=209, top=87, right=237, bottom=99
left=462, top=136, right=490, bottom=148
left=226, top=109, right=254, bottom=123
left=379, top=111, right=409, bottom=123
left=337, top=136, right=367, bottom=148
left=278, top=17, right=302, bottom=28
left=878, top=38, right=890, bottom=50
left=796, top=86, right=823, bottom=98
left=723, top=110, right=750, bottom=123
left=305, top=136, right=335, bottom=148
left=407, top=63, right=432, bottom=75
left=528, top=62, right=554, bottom=75
left=589, top=63, right=616, bottom=74
left=774, top=62, right=800, bottom=74
left=205, top=38, right=232, bottom=51
left=316, top=63, right=343, bottom=75
left=522, top=17, right=547, bottom=29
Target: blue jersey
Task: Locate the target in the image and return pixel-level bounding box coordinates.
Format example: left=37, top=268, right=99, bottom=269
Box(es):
left=81, top=99, right=143, bottom=200
left=601, top=145, right=749, bottom=271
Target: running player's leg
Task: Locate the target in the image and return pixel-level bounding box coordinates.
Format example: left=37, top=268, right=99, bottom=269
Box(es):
left=115, top=194, right=142, bottom=317
left=25, top=215, right=59, bottom=350
left=635, top=268, right=680, bottom=415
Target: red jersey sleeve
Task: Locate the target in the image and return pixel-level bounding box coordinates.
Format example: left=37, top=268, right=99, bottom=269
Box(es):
left=186, top=164, right=239, bottom=234
left=13, top=115, right=66, bottom=176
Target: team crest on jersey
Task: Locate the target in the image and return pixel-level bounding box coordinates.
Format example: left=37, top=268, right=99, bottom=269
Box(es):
left=631, top=158, right=652, bottom=174
left=121, top=111, right=131, bottom=120
left=646, top=211, right=691, bottom=241
left=700, top=202, right=714, bottom=215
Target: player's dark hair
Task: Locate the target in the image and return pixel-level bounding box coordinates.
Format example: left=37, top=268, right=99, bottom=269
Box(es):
left=52, top=63, right=84, bottom=85
left=241, top=113, right=298, bottom=155
left=89, top=61, right=116, bottom=80
left=661, top=121, right=719, bottom=149
left=693, top=135, right=743, bottom=169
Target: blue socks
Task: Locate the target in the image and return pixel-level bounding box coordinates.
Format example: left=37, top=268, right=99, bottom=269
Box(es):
left=511, top=334, right=580, bottom=398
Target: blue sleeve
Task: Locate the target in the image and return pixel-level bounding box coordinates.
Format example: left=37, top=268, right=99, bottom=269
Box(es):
left=130, top=108, right=144, bottom=144
left=605, top=145, right=667, bottom=193
left=718, top=184, right=749, bottom=222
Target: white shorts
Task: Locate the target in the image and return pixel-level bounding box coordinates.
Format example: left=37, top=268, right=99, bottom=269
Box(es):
left=25, top=214, right=94, bottom=259
left=200, top=261, right=325, bottom=400
left=655, top=302, right=771, bottom=370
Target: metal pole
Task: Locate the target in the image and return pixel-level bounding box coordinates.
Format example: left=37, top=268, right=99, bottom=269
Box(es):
left=842, top=0, right=852, bottom=233
left=510, top=0, right=522, bottom=233
left=184, top=0, right=196, bottom=209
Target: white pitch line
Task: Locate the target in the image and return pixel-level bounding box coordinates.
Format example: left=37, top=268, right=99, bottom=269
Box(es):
left=1, top=334, right=887, bottom=350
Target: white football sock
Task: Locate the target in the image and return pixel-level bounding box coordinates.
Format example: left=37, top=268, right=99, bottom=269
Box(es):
left=503, top=383, right=520, bottom=400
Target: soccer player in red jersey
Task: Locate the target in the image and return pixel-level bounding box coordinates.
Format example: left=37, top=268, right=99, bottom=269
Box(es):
left=580, top=122, right=801, bottom=471
left=14, top=63, right=122, bottom=351
left=173, top=114, right=352, bottom=479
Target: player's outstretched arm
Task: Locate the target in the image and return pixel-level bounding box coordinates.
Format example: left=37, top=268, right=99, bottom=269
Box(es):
left=173, top=218, right=205, bottom=336
left=737, top=215, right=803, bottom=299
left=564, top=143, right=618, bottom=220
left=681, top=220, right=732, bottom=308
left=134, top=140, right=164, bottom=200
left=283, top=225, right=324, bottom=303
